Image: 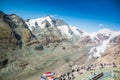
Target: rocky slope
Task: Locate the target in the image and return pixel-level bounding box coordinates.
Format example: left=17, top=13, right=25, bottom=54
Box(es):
left=0, top=10, right=34, bottom=68
left=96, top=35, right=120, bottom=64
left=0, top=10, right=41, bottom=79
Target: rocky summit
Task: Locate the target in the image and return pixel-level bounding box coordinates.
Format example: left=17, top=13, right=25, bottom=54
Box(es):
left=0, top=11, right=120, bottom=80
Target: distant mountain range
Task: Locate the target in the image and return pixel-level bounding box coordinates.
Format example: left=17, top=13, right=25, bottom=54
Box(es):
left=25, top=16, right=87, bottom=42
left=25, top=15, right=120, bottom=60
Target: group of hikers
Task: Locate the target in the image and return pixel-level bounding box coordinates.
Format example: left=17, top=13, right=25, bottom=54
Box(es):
left=40, top=70, right=75, bottom=80
left=40, top=62, right=118, bottom=80
left=58, top=71, right=75, bottom=80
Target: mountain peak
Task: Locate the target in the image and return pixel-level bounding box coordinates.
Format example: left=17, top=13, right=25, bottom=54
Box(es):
left=44, top=15, right=53, bottom=22
left=45, top=15, right=52, bottom=18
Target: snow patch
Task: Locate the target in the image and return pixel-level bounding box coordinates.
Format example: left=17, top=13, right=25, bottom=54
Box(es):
left=26, top=16, right=53, bottom=30
left=26, top=16, right=86, bottom=39
left=89, top=30, right=120, bottom=58
left=57, top=25, right=72, bottom=38
left=89, top=28, right=115, bottom=43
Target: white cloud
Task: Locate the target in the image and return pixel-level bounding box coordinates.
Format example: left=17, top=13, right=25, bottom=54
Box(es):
left=98, top=24, right=104, bottom=27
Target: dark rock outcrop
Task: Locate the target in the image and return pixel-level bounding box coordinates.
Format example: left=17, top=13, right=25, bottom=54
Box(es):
left=56, top=19, right=67, bottom=26
left=0, top=10, right=34, bottom=49
left=0, top=11, right=36, bottom=73
left=0, top=59, right=8, bottom=69
left=35, top=45, right=44, bottom=51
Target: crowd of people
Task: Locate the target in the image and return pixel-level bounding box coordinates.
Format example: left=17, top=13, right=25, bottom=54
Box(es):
left=58, top=71, right=75, bottom=80
left=40, top=62, right=119, bottom=80
left=40, top=70, right=75, bottom=80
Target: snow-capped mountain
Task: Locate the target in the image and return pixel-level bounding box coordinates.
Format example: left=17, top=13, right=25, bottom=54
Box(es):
left=26, top=16, right=86, bottom=41
left=57, top=25, right=85, bottom=39
left=25, top=15, right=120, bottom=60
left=26, top=16, right=55, bottom=30
left=89, top=28, right=115, bottom=44
left=88, top=29, right=120, bottom=59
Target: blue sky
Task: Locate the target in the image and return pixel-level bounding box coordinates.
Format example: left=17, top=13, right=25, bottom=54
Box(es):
left=0, top=0, right=120, bottom=33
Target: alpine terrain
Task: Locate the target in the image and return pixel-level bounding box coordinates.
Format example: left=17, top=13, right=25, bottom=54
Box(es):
left=0, top=11, right=120, bottom=80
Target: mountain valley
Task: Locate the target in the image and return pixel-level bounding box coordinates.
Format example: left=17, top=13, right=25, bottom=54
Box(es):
left=0, top=11, right=120, bottom=80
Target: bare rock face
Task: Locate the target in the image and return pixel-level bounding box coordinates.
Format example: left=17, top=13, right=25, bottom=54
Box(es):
left=97, top=34, right=109, bottom=41
left=3, top=13, right=34, bottom=44
left=96, top=43, right=120, bottom=64
left=35, top=45, right=44, bottom=51
left=56, top=19, right=67, bottom=26
left=0, top=11, right=20, bottom=49
left=75, top=36, right=96, bottom=48
left=0, top=11, right=34, bottom=49
left=110, top=35, right=120, bottom=44
left=41, top=19, right=51, bottom=28
left=0, top=11, right=34, bottom=73
left=0, top=59, right=8, bottom=69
